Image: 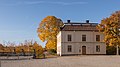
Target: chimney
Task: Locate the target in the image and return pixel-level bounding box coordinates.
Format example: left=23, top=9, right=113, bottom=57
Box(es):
left=67, top=20, right=70, bottom=23
left=86, top=20, right=89, bottom=23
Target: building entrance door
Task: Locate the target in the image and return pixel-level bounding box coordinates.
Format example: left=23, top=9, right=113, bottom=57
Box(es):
left=82, top=46, right=86, bottom=55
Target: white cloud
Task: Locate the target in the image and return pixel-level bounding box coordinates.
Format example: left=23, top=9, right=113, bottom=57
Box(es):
left=0, top=1, right=88, bottom=6
left=24, top=1, right=88, bottom=5
left=24, top=1, right=45, bottom=5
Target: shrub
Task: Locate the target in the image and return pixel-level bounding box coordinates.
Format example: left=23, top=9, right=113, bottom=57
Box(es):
left=48, top=49, right=56, bottom=55
left=106, top=46, right=117, bottom=55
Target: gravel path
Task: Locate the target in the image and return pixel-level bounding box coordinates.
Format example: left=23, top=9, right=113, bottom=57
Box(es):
left=1, top=55, right=120, bottom=67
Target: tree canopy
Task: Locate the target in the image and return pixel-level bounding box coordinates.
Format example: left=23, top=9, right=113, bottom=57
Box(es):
left=37, top=16, right=63, bottom=50
left=0, top=40, right=43, bottom=55
left=97, top=11, right=120, bottom=46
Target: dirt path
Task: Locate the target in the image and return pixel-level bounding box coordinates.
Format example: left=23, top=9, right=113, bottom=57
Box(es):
left=1, top=55, right=120, bottom=67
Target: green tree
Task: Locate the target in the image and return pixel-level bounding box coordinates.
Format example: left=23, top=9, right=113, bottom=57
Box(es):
left=37, top=16, right=63, bottom=50
left=97, top=11, right=120, bottom=55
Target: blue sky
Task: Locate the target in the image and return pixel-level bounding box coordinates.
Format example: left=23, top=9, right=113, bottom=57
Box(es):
left=0, top=0, right=120, bottom=47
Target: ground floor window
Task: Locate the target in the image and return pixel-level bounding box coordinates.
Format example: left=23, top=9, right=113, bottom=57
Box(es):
left=68, top=45, right=72, bottom=52
left=96, top=45, right=100, bottom=52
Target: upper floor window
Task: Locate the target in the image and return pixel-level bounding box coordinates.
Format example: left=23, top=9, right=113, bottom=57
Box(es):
left=96, top=45, right=100, bottom=52
left=68, top=35, right=72, bottom=41
left=68, top=45, right=72, bottom=52
left=82, top=35, right=86, bottom=41
left=96, top=35, right=100, bottom=41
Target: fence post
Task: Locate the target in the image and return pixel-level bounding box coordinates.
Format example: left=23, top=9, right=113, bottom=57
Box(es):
left=7, top=53, right=9, bottom=59
left=0, top=60, right=1, bottom=67
left=117, top=45, right=119, bottom=55
left=14, top=48, right=16, bottom=54
left=18, top=54, right=19, bottom=59
left=33, top=49, right=36, bottom=59
left=21, top=49, right=25, bottom=56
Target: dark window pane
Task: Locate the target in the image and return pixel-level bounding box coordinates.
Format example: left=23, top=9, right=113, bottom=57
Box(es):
left=68, top=45, right=72, bottom=52
left=68, top=35, right=72, bottom=41
left=96, top=45, right=100, bottom=52
left=96, top=35, right=100, bottom=41
left=82, top=35, right=86, bottom=41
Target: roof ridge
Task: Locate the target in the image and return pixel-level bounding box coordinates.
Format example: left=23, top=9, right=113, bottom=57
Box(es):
left=60, top=23, right=98, bottom=31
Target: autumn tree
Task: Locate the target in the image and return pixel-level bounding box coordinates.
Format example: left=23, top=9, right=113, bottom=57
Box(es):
left=97, top=11, right=120, bottom=55
left=3, top=41, right=15, bottom=53
left=37, top=16, right=63, bottom=51
left=21, top=40, right=33, bottom=53
left=33, top=41, right=43, bottom=58
left=15, top=40, right=34, bottom=54
left=0, top=44, right=4, bottom=52
left=15, top=45, right=21, bottom=53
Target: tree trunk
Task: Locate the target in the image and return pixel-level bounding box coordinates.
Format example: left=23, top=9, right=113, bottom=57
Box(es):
left=117, top=45, right=119, bottom=55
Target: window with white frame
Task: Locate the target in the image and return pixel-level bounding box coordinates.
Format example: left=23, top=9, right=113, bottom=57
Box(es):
left=96, top=45, right=100, bottom=52
left=68, top=34, right=72, bottom=41
left=68, top=45, right=72, bottom=52
left=82, top=35, right=86, bottom=41
left=96, top=35, right=100, bottom=41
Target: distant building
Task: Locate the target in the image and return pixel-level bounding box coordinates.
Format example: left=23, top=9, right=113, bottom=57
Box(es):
left=57, top=20, right=106, bottom=56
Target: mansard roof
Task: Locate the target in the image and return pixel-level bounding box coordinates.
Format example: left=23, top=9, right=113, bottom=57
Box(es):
left=60, top=22, right=99, bottom=31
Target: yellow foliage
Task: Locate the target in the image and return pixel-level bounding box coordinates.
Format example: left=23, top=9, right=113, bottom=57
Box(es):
left=33, top=42, right=43, bottom=57
left=98, top=11, right=120, bottom=46
left=37, top=16, right=63, bottom=50
left=15, top=46, right=21, bottom=53
left=0, top=44, right=4, bottom=52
